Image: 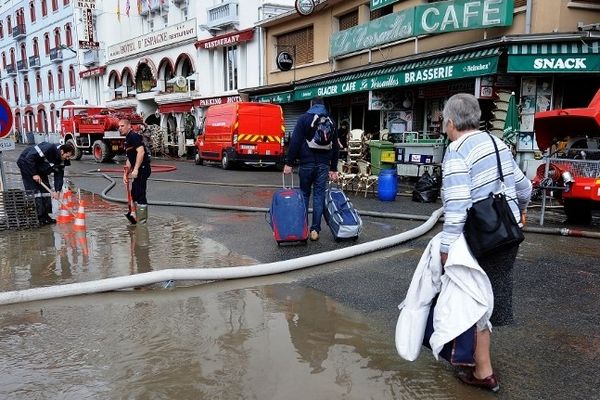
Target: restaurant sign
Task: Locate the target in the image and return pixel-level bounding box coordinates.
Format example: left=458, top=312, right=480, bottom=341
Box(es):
left=508, top=55, right=600, bottom=73
left=79, top=65, right=106, bottom=78
left=109, top=19, right=197, bottom=61
left=294, top=57, right=498, bottom=100
left=195, top=28, right=254, bottom=50
left=331, top=0, right=513, bottom=57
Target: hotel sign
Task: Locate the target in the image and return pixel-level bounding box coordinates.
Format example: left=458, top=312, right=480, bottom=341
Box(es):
left=109, top=19, right=197, bottom=61
left=331, top=0, right=513, bottom=57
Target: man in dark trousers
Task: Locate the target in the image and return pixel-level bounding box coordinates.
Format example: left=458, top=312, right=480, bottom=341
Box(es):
left=17, top=142, right=75, bottom=225
left=120, top=118, right=151, bottom=224
left=284, top=97, right=339, bottom=241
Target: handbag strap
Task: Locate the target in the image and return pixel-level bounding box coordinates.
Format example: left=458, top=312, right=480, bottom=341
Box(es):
left=487, top=133, right=505, bottom=187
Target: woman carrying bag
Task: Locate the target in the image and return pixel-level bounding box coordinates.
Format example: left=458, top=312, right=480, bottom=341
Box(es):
left=440, top=93, right=532, bottom=391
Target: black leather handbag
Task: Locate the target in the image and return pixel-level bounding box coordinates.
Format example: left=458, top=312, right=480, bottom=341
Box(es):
left=463, top=134, right=524, bottom=258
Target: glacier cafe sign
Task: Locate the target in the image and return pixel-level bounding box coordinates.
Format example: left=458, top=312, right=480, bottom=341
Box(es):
left=332, top=0, right=513, bottom=57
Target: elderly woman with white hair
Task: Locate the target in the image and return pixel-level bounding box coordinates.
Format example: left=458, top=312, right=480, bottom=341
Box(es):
left=440, top=93, right=532, bottom=392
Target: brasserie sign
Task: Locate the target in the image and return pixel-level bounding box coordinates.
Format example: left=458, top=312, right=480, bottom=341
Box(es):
left=331, top=0, right=513, bottom=57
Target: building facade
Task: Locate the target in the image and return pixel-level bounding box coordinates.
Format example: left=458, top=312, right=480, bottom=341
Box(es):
left=243, top=0, right=600, bottom=176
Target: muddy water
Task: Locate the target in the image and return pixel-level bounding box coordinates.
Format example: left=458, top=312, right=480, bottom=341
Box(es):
left=0, top=195, right=491, bottom=399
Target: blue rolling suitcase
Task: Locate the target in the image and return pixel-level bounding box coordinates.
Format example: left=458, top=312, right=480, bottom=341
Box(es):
left=267, top=174, right=309, bottom=245
left=324, top=185, right=362, bottom=241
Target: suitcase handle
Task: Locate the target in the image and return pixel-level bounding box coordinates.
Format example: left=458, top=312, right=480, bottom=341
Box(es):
left=282, top=173, right=294, bottom=189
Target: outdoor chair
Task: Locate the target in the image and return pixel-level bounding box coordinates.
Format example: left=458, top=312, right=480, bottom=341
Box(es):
left=336, top=160, right=357, bottom=192
left=356, top=159, right=379, bottom=197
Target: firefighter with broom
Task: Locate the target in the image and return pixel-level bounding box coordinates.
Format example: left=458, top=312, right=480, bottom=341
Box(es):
left=119, top=118, right=151, bottom=224
left=16, top=142, right=75, bottom=225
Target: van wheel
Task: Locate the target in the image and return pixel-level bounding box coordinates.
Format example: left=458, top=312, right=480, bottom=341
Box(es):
left=195, top=150, right=203, bottom=165
left=67, top=138, right=82, bottom=160
left=92, top=140, right=111, bottom=163
left=222, top=152, right=231, bottom=170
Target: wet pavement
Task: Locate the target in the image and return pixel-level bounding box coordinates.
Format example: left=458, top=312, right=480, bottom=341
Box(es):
left=0, top=146, right=599, bottom=399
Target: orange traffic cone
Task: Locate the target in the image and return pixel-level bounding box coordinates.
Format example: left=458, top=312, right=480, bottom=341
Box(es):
left=73, top=201, right=87, bottom=231
left=56, top=201, right=74, bottom=224
left=63, top=187, right=75, bottom=210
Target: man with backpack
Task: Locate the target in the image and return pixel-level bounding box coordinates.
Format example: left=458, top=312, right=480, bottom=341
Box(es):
left=284, top=97, right=339, bottom=241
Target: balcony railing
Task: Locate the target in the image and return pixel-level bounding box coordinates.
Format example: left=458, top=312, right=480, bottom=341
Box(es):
left=49, top=47, right=63, bottom=62
left=6, top=64, right=17, bottom=76
left=29, top=55, right=41, bottom=69
left=207, top=0, right=238, bottom=29
left=82, top=49, right=99, bottom=66
left=12, top=24, right=26, bottom=39
left=17, top=59, right=28, bottom=71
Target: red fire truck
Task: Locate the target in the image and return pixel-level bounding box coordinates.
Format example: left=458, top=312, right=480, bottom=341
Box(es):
left=533, top=89, right=600, bottom=223
left=60, top=105, right=144, bottom=163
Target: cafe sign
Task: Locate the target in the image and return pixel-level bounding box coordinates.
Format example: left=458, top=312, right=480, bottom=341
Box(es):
left=294, top=56, right=498, bottom=100
left=331, top=0, right=513, bottom=58
left=109, top=19, right=197, bottom=61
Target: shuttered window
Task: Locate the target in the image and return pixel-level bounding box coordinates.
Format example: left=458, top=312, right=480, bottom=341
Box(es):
left=514, top=0, right=527, bottom=7
left=339, top=10, right=358, bottom=31
left=277, top=26, right=314, bottom=65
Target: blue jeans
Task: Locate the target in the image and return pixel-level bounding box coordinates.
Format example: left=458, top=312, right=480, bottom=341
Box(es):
left=299, top=163, right=329, bottom=233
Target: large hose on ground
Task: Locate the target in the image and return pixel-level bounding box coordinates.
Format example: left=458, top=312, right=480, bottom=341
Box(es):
left=0, top=208, right=444, bottom=306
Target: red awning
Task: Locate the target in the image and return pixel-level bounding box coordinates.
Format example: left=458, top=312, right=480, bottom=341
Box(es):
left=159, top=102, right=193, bottom=113
left=534, top=89, right=600, bottom=151
left=195, top=28, right=254, bottom=49
left=79, top=66, right=106, bottom=78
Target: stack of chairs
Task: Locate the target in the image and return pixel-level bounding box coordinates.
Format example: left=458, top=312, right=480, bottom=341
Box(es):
left=347, top=129, right=364, bottom=163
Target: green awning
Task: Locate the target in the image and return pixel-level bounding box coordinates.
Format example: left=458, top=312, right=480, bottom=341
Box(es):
left=294, top=48, right=500, bottom=101
left=507, top=41, right=600, bottom=73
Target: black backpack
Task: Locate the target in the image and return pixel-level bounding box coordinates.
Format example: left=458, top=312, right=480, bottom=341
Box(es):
left=306, top=114, right=334, bottom=150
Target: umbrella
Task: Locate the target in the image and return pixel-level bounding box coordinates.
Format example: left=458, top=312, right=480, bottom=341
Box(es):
left=502, top=91, right=520, bottom=147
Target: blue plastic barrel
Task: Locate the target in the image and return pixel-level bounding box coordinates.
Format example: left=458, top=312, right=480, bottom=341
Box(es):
left=378, top=169, right=397, bottom=201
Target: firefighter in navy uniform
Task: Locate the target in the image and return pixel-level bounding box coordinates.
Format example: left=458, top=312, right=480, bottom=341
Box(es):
left=16, top=142, right=75, bottom=225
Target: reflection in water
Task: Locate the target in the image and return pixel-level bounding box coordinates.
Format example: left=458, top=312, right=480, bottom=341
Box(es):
left=0, top=284, right=482, bottom=399
left=0, top=192, right=258, bottom=292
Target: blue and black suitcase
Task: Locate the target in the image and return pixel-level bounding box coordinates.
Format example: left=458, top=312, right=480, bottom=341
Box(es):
left=266, top=174, right=309, bottom=245
left=324, top=184, right=362, bottom=241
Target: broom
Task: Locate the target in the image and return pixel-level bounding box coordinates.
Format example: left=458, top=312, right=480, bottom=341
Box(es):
left=124, top=167, right=137, bottom=224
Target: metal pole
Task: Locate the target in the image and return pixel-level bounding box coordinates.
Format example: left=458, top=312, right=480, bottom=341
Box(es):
left=0, top=152, right=5, bottom=191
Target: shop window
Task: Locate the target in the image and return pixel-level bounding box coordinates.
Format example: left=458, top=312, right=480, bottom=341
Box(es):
left=338, top=10, right=358, bottom=31
left=370, top=5, right=393, bottom=20
left=222, top=45, right=238, bottom=91
left=276, top=26, right=314, bottom=66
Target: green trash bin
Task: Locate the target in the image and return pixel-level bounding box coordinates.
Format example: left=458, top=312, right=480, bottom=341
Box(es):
left=368, top=140, right=395, bottom=175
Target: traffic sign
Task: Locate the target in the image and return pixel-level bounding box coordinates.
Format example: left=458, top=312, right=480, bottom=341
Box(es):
left=0, top=97, right=14, bottom=139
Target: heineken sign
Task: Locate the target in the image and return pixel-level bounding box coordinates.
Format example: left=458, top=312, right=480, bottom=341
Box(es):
left=331, top=0, right=513, bottom=57
left=371, top=0, right=400, bottom=11
left=508, top=55, right=600, bottom=73
left=294, top=57, right=498, bottom=100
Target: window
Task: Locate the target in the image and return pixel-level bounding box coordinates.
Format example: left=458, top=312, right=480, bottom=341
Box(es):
left=370, top=5, right=393, bottom=20
left=47, top=71, right=54, bottom=91
left=54, top=28, right=61, bottom=48
left=24, top=76, right=30, bottom=100
left=20, top=43, right=27, bottom=63
left=42, top=0, right=48, bottom=16
left=9, top=48, right=15, bottom=66
left=276, top=26, right=314, bottom=66
left=52, top=0, right=58, bottom=12
left=7, top=16, right=12, bottom=34
left=222, top=45, right=238, bottom=91
left=30, top=2, right=36, bottom=23
left=64, top=0, right=70, bottom=5
left=0, top=22, right=3, bottom=39
left=33, top=38, right=39, bottom=56
left=338, top=10, right=358, bottom=31
left=65, top=24, right=72, bottom=47
left=69, top=65, right=75, bottom=87
left=13, top=80, right=18, bottom=103
left=514, top=0, right=526, bottom=7
left=1, top=52, right=5, bottom=68
left=57, top=66, right=63, bottom=90
left=4, top=83, right=9, bottom=101
left=44, top=33, right=50, bottom=54
left=36, top=72, right=42, bottom=93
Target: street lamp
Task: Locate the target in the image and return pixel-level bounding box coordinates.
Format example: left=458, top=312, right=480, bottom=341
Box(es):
left=60, top=44, right=77, bottom=55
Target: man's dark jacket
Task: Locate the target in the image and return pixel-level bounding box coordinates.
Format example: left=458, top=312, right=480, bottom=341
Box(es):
left=17, top=142, right=69, bottom=190
left=286, top=104, right=339, bottom=171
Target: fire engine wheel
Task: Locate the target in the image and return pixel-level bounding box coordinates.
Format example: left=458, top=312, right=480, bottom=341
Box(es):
left=92, top=140, right=111, bottom=163
left=563, top=199, right=592, bottom=224
left=194, top=150, right=203, bottom=165
left=67, top=139, right=82, bottom=160
left=221, top=152, right=231, bottom=170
